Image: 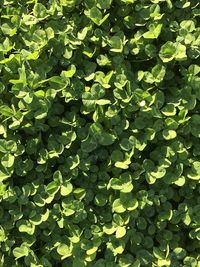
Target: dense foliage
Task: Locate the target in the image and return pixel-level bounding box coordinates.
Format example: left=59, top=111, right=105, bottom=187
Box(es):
left=0, top=0, right=200, bottom=266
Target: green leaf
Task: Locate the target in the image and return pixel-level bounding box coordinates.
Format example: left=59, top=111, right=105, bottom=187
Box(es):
left=161, top=104, right=176, bottom=116
left=116, top=226, right=126, bottom=238
left=94, top=193, right=107, bottom=206
left=57, top=243, right=71, bottom=258
left=175, top=43, right=187, bottom=61
left=1, top=153, right=15, bottom=168
left=183, top=257, right=197, bottom=267
left=109, top=36, right=123, bottom=53
left=112, top=199, right=126, bottom=213
left=53, top=170, right=63, bottom=183
left=109, top=173, right=133, bottom=193
left=62, top=65, right=76, bottom=78
left=157, top=259, right=171, bottom=266
left=99, top=132, right=116, bottom=146
left=85, top=7, right=105, bottom=26
left=1, top=23, right=17, bottom=37
left=187, top=161, right=200, bottom=180
left=159, top=41, right=176, bottom=62
left=162, top=129, right=177, bottom=140
left=111, top=150, right=124, bottom=162
left=73, top=188, right=86, bottom=200
left=17, top=220, right=35, bottom=235
left=103, top=224, right=116, bottom=235
left=63, top=208, right=75, bottom=216
left=143, top=23, right=162, bottom=39
left=48, top=76, right=68, bottom=91
left=61, top=182, right=73, bottom=196
left=46, top=181, right=60, bottom=195
left=96, top=99, right=111, bottom=105
left=33, top=3, right=47, bottom=18
left=0, top=37, right=14, bottom=53
left=13, top=246, right=29, bottom=259
left=109, top=178, right=123, bottom=190
left=0, top=165, right=12, bottom=182
left=0, top=226, right=6, bottom=242
left=173, top=247, right=186, bottom=260
left=67, top=155, right=80, bottom=170
left=97, top=54, right=111, bottom=66
left=180, top=20, right=195, bottom=32
left=137, top=217, right=147, bottom=230
left=159, top=41, right=187, bottom=62
left=60, top=0, right=76, bottom=7
left=82, top=92, right=96, bottom=110
left=97, top=0, right=112, bottom=9
left=174, top=176, right=185, bottom=186
left=81, top=136, right=98, bottom=152
left=152, top=64, right=166, bottom=82
left=120, top=193, right=138, bottom=211
left=0, top=105, right=14, bottom=117
left=89, top=122, right=103, bottom=138
left=29, top=213, right=43, bottom=225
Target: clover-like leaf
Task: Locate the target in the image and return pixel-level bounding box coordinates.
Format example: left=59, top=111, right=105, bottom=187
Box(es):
left=61, top=181, right=73, bottom=196
left=109, top=36, right=123, bottom=53
left=187, top=161, right=200, bottom=180
left=116, top=226, right=126, bottom=238
left=0, top=1, right=199, bottom=265
left=112, top=199, right=126, bottom=213
left=81, top=136, right=98, bottom=153
left=13, top=246, right=29, bottom=259
left=161, top=104, right=176, bottom=116
left=94, top=193, right=107, bottom=206
left=17, top=220, right=35, bottom=235
left=175, top=43, right=187, bottom=61
left=1, top=153, right=15, bottom=168
left=159, top=41, right=176, bottom=62
left=33, top=3, right=48, bottom=18
left=143, top=23, right=162, bottom=39
left=162, top=129, right=177, bottom=140
left=99, top=132, right=116, bottom=146
left=180, top=20, right=195, bottom=32
left=152, top=64, right=166, bottom=83
left=85, top=7, right=109, bottom=26
left=57, top=243, right=71, bottom=258
left=46, top=181, right=60, bottom=195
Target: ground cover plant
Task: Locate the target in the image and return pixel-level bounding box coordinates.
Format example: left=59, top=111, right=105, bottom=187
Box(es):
left=0, top=0, right=200, bottom=266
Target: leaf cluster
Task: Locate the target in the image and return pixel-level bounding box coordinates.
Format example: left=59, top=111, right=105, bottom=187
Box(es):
left=0, top=0, right=200, bottom=266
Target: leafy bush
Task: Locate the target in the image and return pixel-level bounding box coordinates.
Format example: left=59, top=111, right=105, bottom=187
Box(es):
left=0, top=0, right=200, bottom=266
